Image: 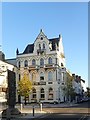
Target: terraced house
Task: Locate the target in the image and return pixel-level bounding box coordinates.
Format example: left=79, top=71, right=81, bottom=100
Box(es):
left=15, top=29, right=66, bottom=103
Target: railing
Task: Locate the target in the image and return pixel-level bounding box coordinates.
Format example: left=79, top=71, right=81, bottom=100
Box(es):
left=61, top=67, right=66, bottom=72
left=27, top=64, right=56, bottom=71
left=39, top=98, right=45, bottom=100
left=37, top=49, right=46, bottom=54
left=45, top=64, right=54, bottom=67
left=28, top=65, right=40, bottom=70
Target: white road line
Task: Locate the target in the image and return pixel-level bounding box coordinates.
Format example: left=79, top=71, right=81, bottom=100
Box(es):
left=79, top=115, right=87, bottom=120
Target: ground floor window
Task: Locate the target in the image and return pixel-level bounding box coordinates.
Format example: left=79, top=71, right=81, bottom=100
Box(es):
left=48, top=88, right=53, bottom=100
left=32, top=94, right=36, bottom=99
left=40, top=88, right=45, bottom=100
left=32, top=88, right=37, bottom=99
left=40, top=94, right=45, bottom=99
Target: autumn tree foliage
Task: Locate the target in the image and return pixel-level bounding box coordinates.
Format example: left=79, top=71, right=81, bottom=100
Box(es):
left=65, top=72, right=75, bottom=102
left=17, top=72, right=32, bottom=104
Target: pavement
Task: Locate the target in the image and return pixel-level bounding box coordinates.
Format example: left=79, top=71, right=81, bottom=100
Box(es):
left=0, top=102, right=90, bottom=119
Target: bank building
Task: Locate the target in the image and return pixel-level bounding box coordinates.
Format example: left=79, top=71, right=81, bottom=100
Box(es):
left=10, top=29, right=67, bottom=104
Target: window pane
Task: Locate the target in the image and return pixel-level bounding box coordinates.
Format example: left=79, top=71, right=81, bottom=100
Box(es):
left=41, top=88, right=44, bottom=93
left=40, top=72, right=44, bottom=81
left=41, top=94, right=45, bottom=98
left=32, top=88, right=36, bottom=93
left=39, top=44, right=41, bottom=49
left=33, top=94, right=36, bottom=98
left=43, top=43, right=45, bottom=49
left=48, top=57, right=52, bottom=64
left=19, top=74, right=20, bottom=81
left=32, top=59, right=36, bottom=65
left=40, top=58, right=44, bottom=66
left=49, top=88, right=53, bottom=93
left=24, top=60, right=28, bottom=67
left=18, top=61, right=20, bottom=68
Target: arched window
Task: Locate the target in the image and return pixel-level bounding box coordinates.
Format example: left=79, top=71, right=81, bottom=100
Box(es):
left=48, top=57, right=52, bottom=64
left=32, top=88, right=36, bottom=99
left=32, top=59, right=36, bottom=65
left=40, top=58, right=44, bottom=66
left=39, top=44, right=41, bottom=50
left=43, top=43, right=45, bottom=49
left=24, top=60, right=28, bottom=67
left=18, top=61, right=20, bottom=68
left=40, top=72, right=44, bottom=81
left=48, top=71, right=53, bottom=81
left=32, top=88, right=36, bottom=93
left=40, top=88, right=45, bottom=99
left=19, top=74, right=20, bottom=81
left=49, top=88, right=53, bottom=93
left=48, top=88, right=53, bottom=100
left=61, top=63, right=64, bottom=67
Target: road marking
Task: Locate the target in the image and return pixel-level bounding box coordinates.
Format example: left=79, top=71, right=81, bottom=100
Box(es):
left=79, top=115, right=87, bottom=120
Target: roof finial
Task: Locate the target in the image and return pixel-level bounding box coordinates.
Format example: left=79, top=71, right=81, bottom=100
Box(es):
left=59, top=34, right=62, bottom=38
left=16, top=48, right=19, bottom=55
left=40, top=29, right=43, bottom=32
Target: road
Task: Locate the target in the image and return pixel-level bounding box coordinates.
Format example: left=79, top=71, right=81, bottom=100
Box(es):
left=30, top=101, right=90, bottom=120
left=31, top=113, right=89, bottom=120
left=0, top=101, right=90, bottom=120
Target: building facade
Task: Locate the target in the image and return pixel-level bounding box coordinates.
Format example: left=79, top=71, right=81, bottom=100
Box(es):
left=16, top=30, right=67, bottom=103
left=65, top=70, right=85, bottom=102
left=72, top=74, right=85, bottom=102
left=0, top=51, right=17, bottom=104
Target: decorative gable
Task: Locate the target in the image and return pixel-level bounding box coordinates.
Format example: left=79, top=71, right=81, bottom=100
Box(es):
left=36, top=29, right=47, bottom=40
left=33, top=29, right=50, bottom=55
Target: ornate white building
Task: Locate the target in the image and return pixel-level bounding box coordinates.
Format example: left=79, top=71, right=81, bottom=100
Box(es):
left=15, top=29, right=67, bottom=103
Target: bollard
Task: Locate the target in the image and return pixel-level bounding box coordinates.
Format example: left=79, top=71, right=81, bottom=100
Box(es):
left=40, top=103, right=42, bottom=112
left=33, top=106, right=35, bottom=116
left=20, top=103, right=23, bottom=111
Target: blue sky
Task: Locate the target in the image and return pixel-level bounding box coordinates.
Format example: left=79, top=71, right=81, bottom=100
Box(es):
left=1, top=2, right=88, bottom=88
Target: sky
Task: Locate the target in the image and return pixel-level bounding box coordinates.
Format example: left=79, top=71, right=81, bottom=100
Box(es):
left=0, top=2, right=88, bottom=89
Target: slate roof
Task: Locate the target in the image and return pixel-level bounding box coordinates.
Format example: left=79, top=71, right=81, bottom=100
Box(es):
left=23, top=44, right=34, bottom=54
left=20, top=37, right=59, bottom=54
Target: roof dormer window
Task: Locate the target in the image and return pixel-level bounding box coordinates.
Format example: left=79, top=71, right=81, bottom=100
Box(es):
left=39, top=44, right=41, bottom=50
left=43, top=43, right=45, bottom=49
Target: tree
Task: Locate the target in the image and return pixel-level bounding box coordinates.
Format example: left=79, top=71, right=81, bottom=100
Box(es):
left=86, top=87, right=90, bottom=97
left=65, top=72, right=75, bottom=102
left=17, top=72, right=32, bottom=105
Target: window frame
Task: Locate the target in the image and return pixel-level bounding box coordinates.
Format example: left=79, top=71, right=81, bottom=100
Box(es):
left=24, top=60, right=28, bottom=67
left=48, top=57, right=52, bottom=64
left=32, top=59, right=36, bottom=66
left=40, top=58, right=44, bottom=66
